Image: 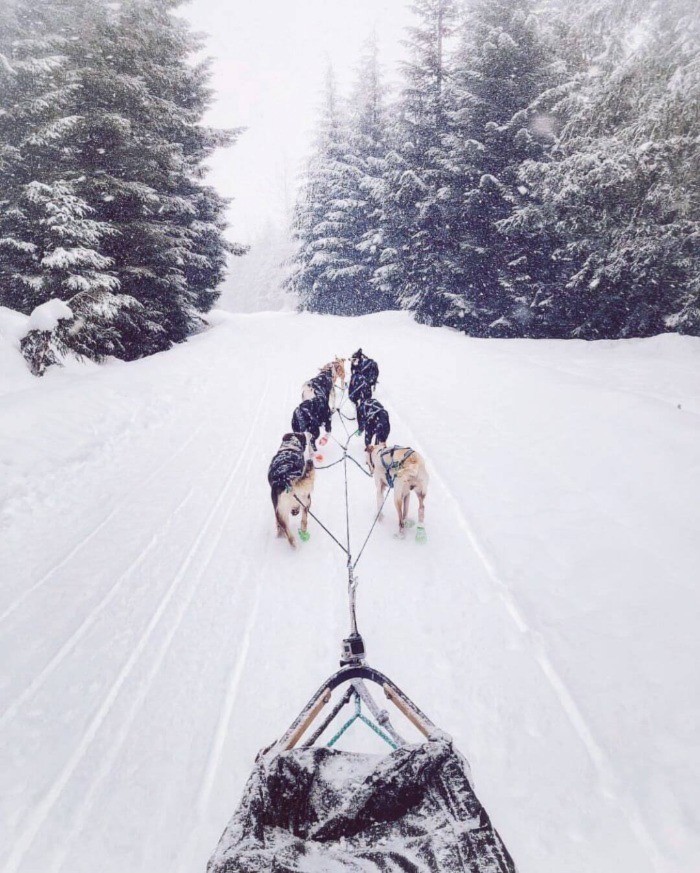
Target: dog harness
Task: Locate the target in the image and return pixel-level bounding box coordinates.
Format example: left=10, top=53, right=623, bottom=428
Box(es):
left=378, top=446, right=415, bottom=488
left=349, top=372, right=372, bottom=405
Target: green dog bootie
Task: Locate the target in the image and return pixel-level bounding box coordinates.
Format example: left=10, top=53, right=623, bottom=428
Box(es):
left=298, top=529, right=310, bottom=543
left=415, top=525, right=427, bottom=544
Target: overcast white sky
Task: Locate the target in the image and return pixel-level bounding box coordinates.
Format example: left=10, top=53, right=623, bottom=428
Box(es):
left=182, top=0, right=413, bottom=245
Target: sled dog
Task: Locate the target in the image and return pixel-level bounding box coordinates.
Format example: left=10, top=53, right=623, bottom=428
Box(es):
left=291, top=396, right=331, bottom=453
left=366, top=444, right=428, bottom=537
left=332, top=356, right=346, bottom=388
left=302, top=364, right=334, bottom=418
left=357, top=397, right=390, bottom=449
left=268, top=433, right=315, bottom=548
left=350, top=349, right=378, bottom=390
left=302, top=359, right=346, bottom=412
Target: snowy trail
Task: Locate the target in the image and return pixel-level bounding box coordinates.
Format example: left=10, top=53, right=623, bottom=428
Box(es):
left=1, top=311, right=699, bottom=873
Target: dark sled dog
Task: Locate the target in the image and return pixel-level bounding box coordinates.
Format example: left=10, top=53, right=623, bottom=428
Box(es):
left=350, top=348, right=379, bottom=390
left=291, top=396, right=331, bottom=454
left=357, top=397, right=390, bottom=450
left=268, top=433, right=315, bottom=548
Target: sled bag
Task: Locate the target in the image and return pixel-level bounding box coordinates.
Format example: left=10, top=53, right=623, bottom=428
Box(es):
left=207, top=737, right=516, bottom=872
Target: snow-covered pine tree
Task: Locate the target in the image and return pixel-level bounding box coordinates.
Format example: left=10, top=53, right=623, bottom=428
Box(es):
left=289, top=66, right=360, bottom=314
left=434, top=0, right=559, bottom=336
left=0, top=0, right=241, bottom=365
left=374, top=0, right=458, bottom=323
left=289, top=40, right=395, bottom=316
left=0, top=1, right=119, bottom=316
left=79, top=0, right=242, bottom=356
left=515, top=0, right=700, bottom=337
left=342, top=35, right=396, bottom=313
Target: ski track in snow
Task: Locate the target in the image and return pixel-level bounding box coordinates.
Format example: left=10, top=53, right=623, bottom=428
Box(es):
left=4, top=378, right=271, bottom=873
left=2, top=312, right=698, bottom=873
left=48, top=432, right=270, bottom=873
left=0, top=418, right=209, bottom=625
left=0, top=483, right=197, bottom=730
left=195, top=573, right=262, bottom=819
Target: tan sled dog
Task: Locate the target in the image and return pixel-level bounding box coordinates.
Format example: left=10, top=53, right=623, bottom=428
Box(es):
left=268, top=433, right=316, bottom=549
left=367, top=444, right=428, bottom=538
left=332, top=356, right=346, bottom=388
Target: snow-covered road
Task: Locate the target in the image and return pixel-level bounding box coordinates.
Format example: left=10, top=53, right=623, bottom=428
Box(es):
left=1, top=310, right=699, bottom=873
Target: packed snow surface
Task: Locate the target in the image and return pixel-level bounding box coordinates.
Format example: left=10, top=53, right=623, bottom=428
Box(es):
left=1, top=310, right=699, bottom=873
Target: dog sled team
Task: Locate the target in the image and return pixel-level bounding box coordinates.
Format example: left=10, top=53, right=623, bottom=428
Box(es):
left=268, top=349, right=429, bottom=549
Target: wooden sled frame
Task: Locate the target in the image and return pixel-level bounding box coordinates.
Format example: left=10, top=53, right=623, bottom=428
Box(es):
left=270, top=664, right=442, bottom=756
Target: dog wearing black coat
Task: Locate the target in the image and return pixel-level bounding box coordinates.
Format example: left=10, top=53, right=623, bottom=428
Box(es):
left=348, top=371, right=373, bottom=407
left=291, top=395, right=330, bottom=453
left=357, top=397, right=390, bottom=450
left=301, top=364, right=336, bottom=436
left=267, top=433, right=315, bottom=548
left=350, top=348, right=379, bottom=390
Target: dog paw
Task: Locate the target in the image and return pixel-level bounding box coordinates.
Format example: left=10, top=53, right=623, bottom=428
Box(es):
left=298, top=529, right=310, bottom=543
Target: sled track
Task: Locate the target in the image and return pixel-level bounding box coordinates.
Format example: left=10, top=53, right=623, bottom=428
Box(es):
left=195, top=561, right=264, bottom=819
left=47, top=390, right=274, bottom=873
left=0, top=483, right=196, bottom=730
left=0, top=418, right=211, bottom=626
left=5, top=377, right=272, bottom=873
left=0, top=400, right=246, bottom=727
left=384, top=390, right=667, bottom=872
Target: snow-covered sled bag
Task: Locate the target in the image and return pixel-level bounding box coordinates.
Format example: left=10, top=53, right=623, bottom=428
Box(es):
left=207, top=737, right=516, bottom=872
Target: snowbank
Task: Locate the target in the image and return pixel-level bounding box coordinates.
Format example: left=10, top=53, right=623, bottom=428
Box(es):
left=0, top=306, right=33, bottom=395
left=27, top=298, right=74, bottom=333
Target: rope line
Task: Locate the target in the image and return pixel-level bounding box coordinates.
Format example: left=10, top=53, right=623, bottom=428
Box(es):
left=297, top=370, right=398, bottom=641
left=293, top=494, right=348, bottom=556
left=353, top=484, right=393, bottom=571
left=313, top=456, right=346, bottom=471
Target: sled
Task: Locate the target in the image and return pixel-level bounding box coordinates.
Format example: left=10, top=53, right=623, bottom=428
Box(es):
left=207, top=643, right=516, bottom=873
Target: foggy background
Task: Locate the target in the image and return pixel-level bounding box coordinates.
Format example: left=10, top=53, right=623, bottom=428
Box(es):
left=181, top=0, right=412, bottom=310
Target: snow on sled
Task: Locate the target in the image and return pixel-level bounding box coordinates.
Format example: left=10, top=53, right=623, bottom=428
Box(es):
left=207, top=661, right=516, bottom=873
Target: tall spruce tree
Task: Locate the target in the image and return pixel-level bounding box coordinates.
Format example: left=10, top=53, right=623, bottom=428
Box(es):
left=432, top=0, right=559, bottom=336
left=0, top=0, right=241, bottom=364
left=343, top=35, right=395, bottom=312
left=86, top=0, right=241, bottom=354
left=374, top=0, right=458, bottom=322
left=514, top=0, right=700, bottom=337
left=0, top=0, right=118, bottom=315
left=290, top=66, right=357, bottom=314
